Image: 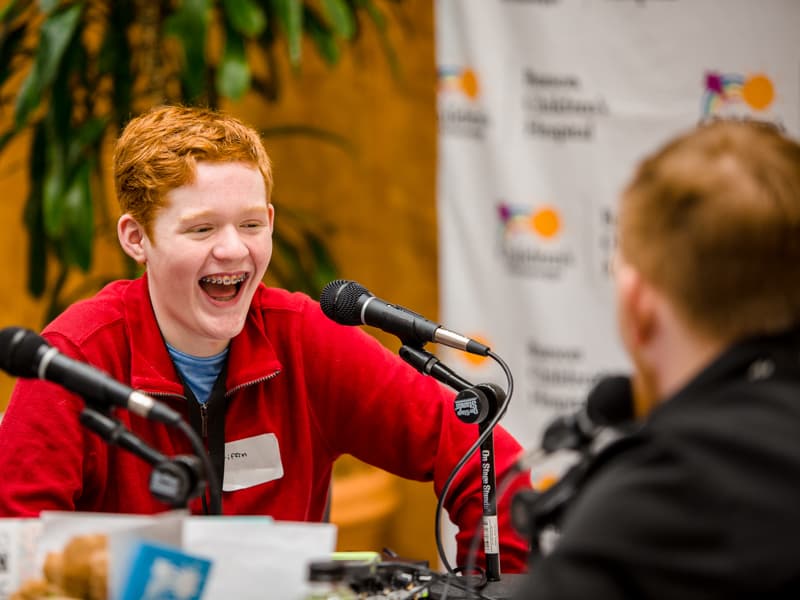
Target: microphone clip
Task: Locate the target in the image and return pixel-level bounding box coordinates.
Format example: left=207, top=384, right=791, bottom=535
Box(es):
left=453, top=383, right=504, bottom=426
left=79, top=407, right=207, bottom=508
left=149, top=454, right=207, bottom=508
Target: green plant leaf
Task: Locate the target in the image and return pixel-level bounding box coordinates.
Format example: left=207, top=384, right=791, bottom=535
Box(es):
left=24, top=121, right=48, bottom=298
left=39, top=0, right=60, bottom=16
left=306, top=233, right=338, bottom=294
left=353, top=0, right=399, bottom=78
left=354, top=0, right=386, bottom=30
left=61, top=160, right=93, bottom=271
left=102, top=2, right=134, bottom=123
left=304, top=7, right=339, bottom=66
left=0, top=0, right=31, bottom=22
left=0, top=128, right=18, bottom=155
left=67, top=117, right=108, bottom=166
left=221, top=0, right=266, bottom=37
left=40, top=80, right=75, bottom=242
left=274, top=0, right=303, bottom=67
left=217, top=30, right=251, bottom=100
left=1, top=0, right=412, bottom=321
left=0, top=21, right=28, bottom=89
left=42, top=115, right=68, bottom=237
left=270, top=231, right=314, bottom=293
left=25, top=188, right=47, bottom=297
left=269, top=203, right=338, bottom=297
left=44, top=263, right=70, bottom=323
left=14, top=3, right=83, bottom=128
left=322, top=0, right=354, bottom=39
left=163, top=0, right=211, bottom=102
left=50, top=45, right=75, bottom=144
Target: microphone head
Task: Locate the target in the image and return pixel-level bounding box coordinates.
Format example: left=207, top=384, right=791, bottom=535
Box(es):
left=0, top=327, right=49, bottom=378
left=319, top=279, right=372, bottom=326
left=585, top=375, right=634, bottom=427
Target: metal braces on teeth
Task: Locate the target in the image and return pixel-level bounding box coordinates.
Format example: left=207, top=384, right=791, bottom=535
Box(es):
left=200, top=274, right=248, bottom=285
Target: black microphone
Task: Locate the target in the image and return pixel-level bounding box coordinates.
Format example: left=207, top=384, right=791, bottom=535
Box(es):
left=320, top=279, right=490, bottom=356
left=514, top=375, right=634, bottom=470
left=511, top=375, right=635, bottom=539
left=0, top=327, right=182, bottom=425
left=540, top=374, right=634, bottom=454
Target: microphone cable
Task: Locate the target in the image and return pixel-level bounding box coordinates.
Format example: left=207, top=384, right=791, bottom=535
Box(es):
left=434, top=350, right=514, bottom=578
left=175, top=418, right=222, bottom=515
left=455, top=374, right=638, bottom=596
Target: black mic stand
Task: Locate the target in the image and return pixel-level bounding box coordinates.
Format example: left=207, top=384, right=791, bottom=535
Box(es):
left=453, top=383, right=504, bottom=582
left=79, top=407, right=206, bottom=507
left=398, top=345, right=505, bottom=583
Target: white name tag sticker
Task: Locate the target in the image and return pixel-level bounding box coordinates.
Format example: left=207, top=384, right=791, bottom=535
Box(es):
left=222, top=433, right=284, bottom=492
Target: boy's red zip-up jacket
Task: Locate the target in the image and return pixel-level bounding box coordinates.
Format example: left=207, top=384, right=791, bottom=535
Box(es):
left=0, top=277, right=529, bottom=571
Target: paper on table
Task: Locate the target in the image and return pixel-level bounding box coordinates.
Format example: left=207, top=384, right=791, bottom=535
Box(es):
left=0, top=519, right=42, bottom=600
left=34, top=512, right=337, bottom=600
left=107, top=511, right=186, bottom=598
left=184, top=518, right=337, bottom=600
left=37, top=511, right=164, bottom=571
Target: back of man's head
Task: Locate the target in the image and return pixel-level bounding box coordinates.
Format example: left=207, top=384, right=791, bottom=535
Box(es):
left=618, top=119, right=800, bottom=342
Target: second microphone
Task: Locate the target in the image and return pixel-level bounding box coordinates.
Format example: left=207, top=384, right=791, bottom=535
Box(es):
left=320, top=279, right=491, bottom=356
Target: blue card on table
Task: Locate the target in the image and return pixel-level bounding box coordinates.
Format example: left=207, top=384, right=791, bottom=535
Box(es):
left=119, top=540, right=212, bottom=600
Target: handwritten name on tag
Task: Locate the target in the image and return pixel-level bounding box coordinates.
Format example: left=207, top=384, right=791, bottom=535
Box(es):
left=222, top=433, right=284, bottom=492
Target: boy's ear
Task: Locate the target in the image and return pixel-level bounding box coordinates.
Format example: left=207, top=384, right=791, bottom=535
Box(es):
left=117, top=214, right=147, bottom=264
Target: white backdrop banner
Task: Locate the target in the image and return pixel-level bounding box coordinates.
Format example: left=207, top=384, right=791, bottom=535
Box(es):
left=435, top=0, right=800, bottom=449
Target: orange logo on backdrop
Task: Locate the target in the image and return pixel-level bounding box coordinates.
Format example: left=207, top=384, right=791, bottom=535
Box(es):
left=702, top=71, right=775, bottom=117
left=499, top=202, right=562, bottom=239
left=438, top=67, right=481, bottom=100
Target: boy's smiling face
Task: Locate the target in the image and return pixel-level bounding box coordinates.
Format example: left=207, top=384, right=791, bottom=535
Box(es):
left=121, top=161, right=273, bottom=356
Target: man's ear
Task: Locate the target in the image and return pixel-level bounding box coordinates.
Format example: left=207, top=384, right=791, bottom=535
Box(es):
left=267, top=202, right=275, bottom=232
left=117, top=214, right=148, bottom=264
left=616, top=260, right=658, bottom=349
left=616, top=260, right=662, bottom=418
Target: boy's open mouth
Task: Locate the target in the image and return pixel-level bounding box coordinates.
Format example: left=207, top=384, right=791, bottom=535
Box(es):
left=199, top=272, right=249, bottom=302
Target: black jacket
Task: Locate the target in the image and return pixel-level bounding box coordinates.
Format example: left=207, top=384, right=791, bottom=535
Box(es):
left=515, top=328, right=800, bottom=599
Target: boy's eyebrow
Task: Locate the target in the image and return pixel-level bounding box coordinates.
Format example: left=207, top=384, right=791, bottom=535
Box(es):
left=179, top=204, right=269, bottom=223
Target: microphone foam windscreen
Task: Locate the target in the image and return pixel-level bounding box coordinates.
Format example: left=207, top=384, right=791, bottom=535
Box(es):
left=586, top=375, right=634, bottom=426
left=319, top=279, right=370, bottom=326
left=0, top=327, right=23, bottom=373
left=0, top=327, right=46, bottom=378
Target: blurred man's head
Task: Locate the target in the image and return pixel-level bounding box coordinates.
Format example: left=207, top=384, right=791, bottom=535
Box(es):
left=614, top=120, right=800, bottom=408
